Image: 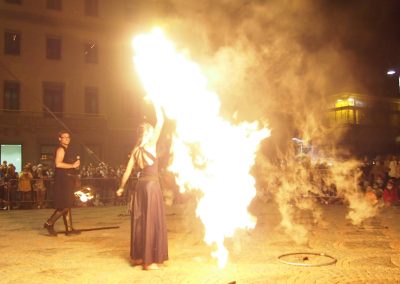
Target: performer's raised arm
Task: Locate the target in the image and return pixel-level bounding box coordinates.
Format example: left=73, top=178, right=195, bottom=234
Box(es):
left=147, top=101, right=164, bottom=148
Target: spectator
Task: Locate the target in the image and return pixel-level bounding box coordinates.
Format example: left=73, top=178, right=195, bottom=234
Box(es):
left=33, top=164, right=47, bottom=209
left=369, top=159, right=386, bottom=185
left=365, top=184, right=378, bottom=206
left=0, top=167, right=6, bottom=210
left=18, top=165, right=33, bottom=209
left=388, top=155, right=399, bottom=183
left=5, top=164, right=18, bottom=209
left=383, top=179, right=399, bottom=207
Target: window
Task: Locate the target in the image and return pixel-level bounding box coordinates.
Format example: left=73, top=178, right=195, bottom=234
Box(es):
left=3, top=81, right=20, bottom=110
left=85, top=0, right=98, bottom=16
left=46, top=0, right=62, bottom=10
left=4, top=30, right=21, bottom=55
left=43, top=82, right=64, bottom=116
left=39, top=145, right=56, bottom=165
left=85, top=87, right=99, bottom=114
left=84, top=42, right=98, bottom=63
left=46, top=36, right=61, bottom=60
left=5, top=0, right=22, bottom=4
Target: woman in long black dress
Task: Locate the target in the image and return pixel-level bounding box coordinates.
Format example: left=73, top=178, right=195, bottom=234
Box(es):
left=117, top=101, right=168, bottom=270
left=43, top=131, right=80, bottom=236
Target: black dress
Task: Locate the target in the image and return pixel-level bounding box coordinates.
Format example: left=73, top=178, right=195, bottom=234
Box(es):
left=53, top=145, right=76, bottom=209
left=131, top=149, right=168, bottom=264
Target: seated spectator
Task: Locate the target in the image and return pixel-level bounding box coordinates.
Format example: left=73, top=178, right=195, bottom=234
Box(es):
left=383, top=179, right=399, bottom=207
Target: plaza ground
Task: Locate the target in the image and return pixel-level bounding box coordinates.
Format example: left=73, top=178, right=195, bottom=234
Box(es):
left=1, top=200, right=400, bottom=283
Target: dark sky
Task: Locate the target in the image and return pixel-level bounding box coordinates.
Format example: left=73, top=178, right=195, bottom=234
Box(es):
left=317, top=0, right=400, bottom=95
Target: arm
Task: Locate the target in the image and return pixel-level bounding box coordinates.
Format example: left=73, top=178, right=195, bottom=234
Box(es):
left=55, top=147, right=80, bottom=169
left=148, top=101, right=164, bottom=148
left=116, top=153, right=135, bottom=196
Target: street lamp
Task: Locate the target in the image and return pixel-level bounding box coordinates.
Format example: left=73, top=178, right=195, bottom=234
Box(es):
left=387, top=69, right=400, bottom=95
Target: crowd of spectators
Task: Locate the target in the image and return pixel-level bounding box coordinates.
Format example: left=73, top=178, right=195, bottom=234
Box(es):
left=297, top=154, right=400, bottom=207
left=1, top=154, right=399, bottom=210
left=359, top=155, right=400, bottom=206
left=0, top=160, right=129, bottom=210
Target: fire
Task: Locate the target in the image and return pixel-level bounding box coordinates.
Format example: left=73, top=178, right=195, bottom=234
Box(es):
left=132, top=28, right=270, bottom=268
left=74, top=187, right=94, bottom=203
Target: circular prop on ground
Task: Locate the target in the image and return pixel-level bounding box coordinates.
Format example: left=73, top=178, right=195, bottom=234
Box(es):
left=278, top=252, right=337, bottom=267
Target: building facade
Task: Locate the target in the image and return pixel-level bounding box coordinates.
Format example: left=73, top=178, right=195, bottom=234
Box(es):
left=0, top=0, right=144, bottom=170
left=328, top=92, right=400, bottom=156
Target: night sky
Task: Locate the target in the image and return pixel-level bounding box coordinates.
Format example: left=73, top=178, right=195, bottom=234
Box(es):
left=316, top=0, right=400, bottom=96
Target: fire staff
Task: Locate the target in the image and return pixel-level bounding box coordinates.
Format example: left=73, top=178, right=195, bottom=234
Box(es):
left=43, top=130, right=80, bottom=236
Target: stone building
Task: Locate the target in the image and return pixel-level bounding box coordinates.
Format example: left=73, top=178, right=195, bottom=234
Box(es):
left=0, top=0, right=145, bottom=171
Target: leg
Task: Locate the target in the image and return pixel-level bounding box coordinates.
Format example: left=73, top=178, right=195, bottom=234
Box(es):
left=44, top=208, right=68, bottom=236
left=62, top=208, right=80, bottom=235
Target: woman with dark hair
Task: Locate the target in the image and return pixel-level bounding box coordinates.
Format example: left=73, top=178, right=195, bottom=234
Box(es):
left=117, top=100, right=168, bottom=270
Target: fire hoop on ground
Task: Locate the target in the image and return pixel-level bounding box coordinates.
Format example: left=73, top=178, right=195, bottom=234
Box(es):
left=277, top=252, right=337, bottom=267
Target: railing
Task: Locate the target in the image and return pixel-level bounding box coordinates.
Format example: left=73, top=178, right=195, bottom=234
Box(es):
left=0, top=177, right=137, bottom=210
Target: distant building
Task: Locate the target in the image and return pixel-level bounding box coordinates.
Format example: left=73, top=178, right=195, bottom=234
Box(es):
left=328, top=92, right=400, bottom=156
left=0, top=0, right=144, bottom=169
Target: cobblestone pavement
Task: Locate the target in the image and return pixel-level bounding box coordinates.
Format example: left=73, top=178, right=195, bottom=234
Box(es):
left=1, top=201, right=400, bottom=283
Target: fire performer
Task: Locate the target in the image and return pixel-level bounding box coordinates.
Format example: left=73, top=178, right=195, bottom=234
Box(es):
left=43, top=130, right=80, bottom=236
left=116, top=99, right=168, bottom=270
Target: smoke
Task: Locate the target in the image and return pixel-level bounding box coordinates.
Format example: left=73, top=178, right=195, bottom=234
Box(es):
left=128, top=0, right=381, bottom=243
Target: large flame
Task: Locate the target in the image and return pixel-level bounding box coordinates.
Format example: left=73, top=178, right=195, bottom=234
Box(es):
left=132, top=28, right=270, bottom=268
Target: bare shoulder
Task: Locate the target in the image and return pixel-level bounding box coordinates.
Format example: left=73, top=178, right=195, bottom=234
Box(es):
left=55, top=147, right=65, bottom=158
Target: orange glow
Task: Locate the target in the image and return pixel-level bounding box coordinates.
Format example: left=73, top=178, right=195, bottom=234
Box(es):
left=74, top=187, right=94, bottom=203
left=132, top=28, right=270, bottom=268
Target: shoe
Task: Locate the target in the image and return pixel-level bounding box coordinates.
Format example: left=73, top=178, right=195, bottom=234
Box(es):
left=43, top=222, right=57, bottom=236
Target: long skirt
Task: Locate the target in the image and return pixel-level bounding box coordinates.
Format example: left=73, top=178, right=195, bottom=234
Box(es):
left=130, top=179, right=168, bottom=264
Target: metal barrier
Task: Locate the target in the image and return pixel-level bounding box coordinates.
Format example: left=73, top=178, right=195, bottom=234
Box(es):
left=0, top=177, right=138, bottom=211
